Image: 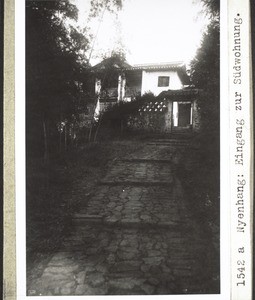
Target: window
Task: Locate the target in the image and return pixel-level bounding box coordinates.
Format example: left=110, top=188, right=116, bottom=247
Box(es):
left=158, top=76, right=170, bottom=87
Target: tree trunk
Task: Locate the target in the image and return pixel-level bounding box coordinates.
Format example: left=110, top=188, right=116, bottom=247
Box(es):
left=43, top=119, right=49, bottom=165
left=71, top=127, right=74, bottom=148
left=42, top=119, right=50, bottom=190
left=93, top=116, right=102, bottom=142
left=64, top=124, right=67, bottom=152
left=59, top=130, right=62, bottom=153
left=88, top=118, right=94, bottom=143
left=120, top=119, right=124, bottom=136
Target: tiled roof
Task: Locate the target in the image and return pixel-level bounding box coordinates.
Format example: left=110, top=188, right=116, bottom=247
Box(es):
left=158, top=88, right=200, bottom=98
left=124, top=61, right=185, bottom=71
left=93, top=59, right=186, bottom=72
left=92, top=58, right=132, bottom=70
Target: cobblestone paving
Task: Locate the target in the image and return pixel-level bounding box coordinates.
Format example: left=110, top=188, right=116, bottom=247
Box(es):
left=27, top=140, right=218, bottom=296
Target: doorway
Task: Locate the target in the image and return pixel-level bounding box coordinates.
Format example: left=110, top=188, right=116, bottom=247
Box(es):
left=173, top=101, right=192, bottom=128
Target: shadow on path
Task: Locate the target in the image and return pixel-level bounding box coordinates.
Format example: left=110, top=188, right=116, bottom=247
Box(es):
left=27, top=138, right=220, bottom=295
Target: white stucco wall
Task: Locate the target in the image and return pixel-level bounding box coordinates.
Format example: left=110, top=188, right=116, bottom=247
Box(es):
left=141, top=70, right=183, bottom=96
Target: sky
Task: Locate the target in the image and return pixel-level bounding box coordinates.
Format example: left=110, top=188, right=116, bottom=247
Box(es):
left=72, top=0, right=209, bottom=66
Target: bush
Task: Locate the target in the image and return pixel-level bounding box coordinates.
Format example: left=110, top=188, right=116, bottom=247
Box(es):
left=100, top=93, right=157, bottom=131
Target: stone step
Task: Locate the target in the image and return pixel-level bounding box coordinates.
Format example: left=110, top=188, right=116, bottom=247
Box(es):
left=147, top=142, right=190, bottom=146
left=72, top=215, right=184, bottom=230
left=72, top=214, right=103, bottom=224
left=98, top=180, right=173, bottom=187
left=149, top=139, right=189, bottom=142
left=150, top=138, right=190, bottom=142
left=120, top=158, right=173, bottom=163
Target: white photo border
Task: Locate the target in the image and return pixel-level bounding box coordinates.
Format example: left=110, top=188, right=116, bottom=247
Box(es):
left=15, top=0, right=237, bottom=299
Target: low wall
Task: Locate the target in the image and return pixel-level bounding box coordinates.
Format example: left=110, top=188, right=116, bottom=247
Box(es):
left=126, top=98, right=200, bottom=133
left=126, top=100, right=171, bottom=132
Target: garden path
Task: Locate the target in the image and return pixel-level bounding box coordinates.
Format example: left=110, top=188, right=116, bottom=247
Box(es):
left=27, top=139, right=218, bottom=295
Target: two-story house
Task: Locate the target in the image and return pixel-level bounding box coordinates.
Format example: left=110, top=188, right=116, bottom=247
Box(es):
left=92, top=58, right=200, bottom=132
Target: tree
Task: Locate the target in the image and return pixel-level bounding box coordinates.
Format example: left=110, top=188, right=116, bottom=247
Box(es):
left=190, top=1, right=220, bottom=162
left=88, top=0, right=123, bottom=18
left=26, top=0, right=90, bottom=160
left=187, top=1, right=220, bottom=258
left=190, top=20, right=219, bottom=130
left=199, top=0, right=220, bottom=19
left=87, top=51, right=129, bottom=142
left=26, top=0, right=126, bottom=159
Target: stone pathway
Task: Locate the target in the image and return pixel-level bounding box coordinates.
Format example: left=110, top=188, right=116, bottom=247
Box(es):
left=27, top=139, right=219, bottom=296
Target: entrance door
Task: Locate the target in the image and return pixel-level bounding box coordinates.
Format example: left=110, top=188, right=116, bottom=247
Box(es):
left=178, top=103, right=191, bottom=127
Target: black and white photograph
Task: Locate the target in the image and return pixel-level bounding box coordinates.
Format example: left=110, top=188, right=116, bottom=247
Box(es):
left=24, top=0, right=221, bottom=296
left=24, top=0, right=222, bottom=296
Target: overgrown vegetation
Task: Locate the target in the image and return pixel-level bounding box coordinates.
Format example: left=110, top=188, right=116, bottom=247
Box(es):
left=26, top=0, right=124, bottom=161
left=190, top=1, right=220, bottom=161
left=80, top=92, right=157, bottom=142
left=99, top=93, right=156, bottom=133
left=184, top=0, right=220, bottom=254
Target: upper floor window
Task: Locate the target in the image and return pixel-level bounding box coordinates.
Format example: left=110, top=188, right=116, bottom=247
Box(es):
left=158, top=76, right=170, bottom=87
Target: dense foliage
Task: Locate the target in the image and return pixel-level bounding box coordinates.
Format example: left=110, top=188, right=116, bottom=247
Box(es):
left=26, top=0, right=124, bottom=159
left=185, top=0, right=220, bottom=260
left=102, top=92, right=155, bottom=119
left=190, top=0, right=220, bottom=162
left=26, top=0, right=90, bottom=159
left=199, top=0, right=220, bottom=19
left=88, top=0, right=123, bottom=17
left=191, top=21, right=219, bottom=135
